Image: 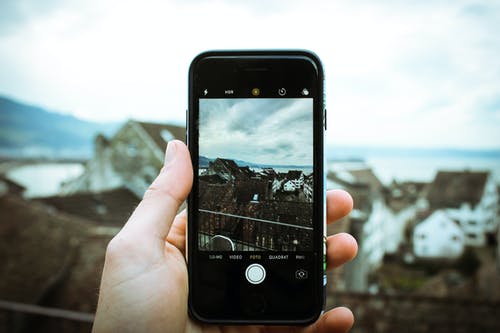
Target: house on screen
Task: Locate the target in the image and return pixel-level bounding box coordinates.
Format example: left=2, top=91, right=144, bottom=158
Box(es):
left=426, top=170, right=498, bottom=247
left=303, top=174, right=313, bottom=202
left=60, top=120, right=185, bottom=197
left=205, top=158, right=255, bottom=182
left=286, top=170, right=304, bottom=189
left=413, top=210, right=465, bottom=259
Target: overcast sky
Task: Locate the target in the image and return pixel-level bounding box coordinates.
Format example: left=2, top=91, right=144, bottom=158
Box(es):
left=0, top=0, right=499, bottom=149
left=200, top=98, right=313, bottom=165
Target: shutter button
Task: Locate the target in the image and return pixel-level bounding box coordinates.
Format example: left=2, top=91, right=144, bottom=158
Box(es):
left=245, top=264, right=266, bottom=284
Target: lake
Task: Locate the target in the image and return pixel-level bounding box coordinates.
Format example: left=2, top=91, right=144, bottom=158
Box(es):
left=6, top=163, right=84, bottom=198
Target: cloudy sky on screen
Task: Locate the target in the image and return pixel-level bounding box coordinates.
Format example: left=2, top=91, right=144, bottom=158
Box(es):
left=0, top=0, right=499, bottom=149
left=200, top=98, right=313, bottom=166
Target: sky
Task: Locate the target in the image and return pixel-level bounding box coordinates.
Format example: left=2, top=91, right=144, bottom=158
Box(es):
left=0, top=0, right=499, bottom=149
left=200, top=98, right=313, bottom=165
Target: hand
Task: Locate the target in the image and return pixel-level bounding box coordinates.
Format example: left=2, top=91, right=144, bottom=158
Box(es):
left=93, top=140, right=358, bottom=333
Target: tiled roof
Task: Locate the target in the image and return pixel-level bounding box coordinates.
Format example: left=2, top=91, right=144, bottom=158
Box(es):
left=347, top=168, right=383, bottom=192
left=34, top=188, right=139, bottom=226
left=427, top=171, right=489, bottom=209
left=286, top=170, right=303, bottom=180
left=136, top=121, right=185, bottom=152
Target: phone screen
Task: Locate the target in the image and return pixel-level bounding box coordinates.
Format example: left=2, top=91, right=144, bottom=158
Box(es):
left=188, top=51, right=325, bottom=324
left=198, top=97, right=314, bottom=252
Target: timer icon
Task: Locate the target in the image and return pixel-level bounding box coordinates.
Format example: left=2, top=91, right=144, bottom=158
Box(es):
left=278, top=88, right=286, bottom=96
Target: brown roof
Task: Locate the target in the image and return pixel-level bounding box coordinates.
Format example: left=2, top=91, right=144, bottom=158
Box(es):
left=0, top=194, right=113, bottom=317
left=348, top=168, right=383, bottom=192
left=34, top=188, right=140, bottom=226
left=427, top=171, right=489, bottom=209
left=211, top=158, right=253, bottom=180
left=286, top=170, right=303, bottom=180
left=136, top=121, right=185, bottom=152
left=0, top=174, right=25, bottom=195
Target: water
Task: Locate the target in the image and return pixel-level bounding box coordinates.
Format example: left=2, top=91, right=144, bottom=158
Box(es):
left=366, top=155, right=500, bottom=185
left=6, top=163, right=84, bottom=198
left=328, top=147, right=500, bottom=185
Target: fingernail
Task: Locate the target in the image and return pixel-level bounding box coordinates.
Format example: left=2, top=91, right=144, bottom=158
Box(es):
left=165, top=141, right=177, bottom=166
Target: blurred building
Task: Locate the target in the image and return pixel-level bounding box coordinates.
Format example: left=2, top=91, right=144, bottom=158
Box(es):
left=426, top=170, right=499, bottom=247
left=60, top=120, right=184, bottom=197
left=413, top=210, right=465, bottom=259
left=327, top=163, right=389, bottom=291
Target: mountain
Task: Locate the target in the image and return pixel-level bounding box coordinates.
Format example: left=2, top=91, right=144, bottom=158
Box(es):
left=199, top=156, right=312, bottom=170
left=0, top=96, right=119, bottom=159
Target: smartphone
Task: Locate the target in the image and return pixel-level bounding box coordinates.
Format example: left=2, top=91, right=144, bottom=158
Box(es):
left=187, top=50, right=326, bottom=325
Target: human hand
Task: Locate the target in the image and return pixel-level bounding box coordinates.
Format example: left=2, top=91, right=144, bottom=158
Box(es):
left=92, top=140, right=357, bottom=333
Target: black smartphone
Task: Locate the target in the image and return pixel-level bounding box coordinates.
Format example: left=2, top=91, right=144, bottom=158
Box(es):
left=187, top=50, right=326, bottom=325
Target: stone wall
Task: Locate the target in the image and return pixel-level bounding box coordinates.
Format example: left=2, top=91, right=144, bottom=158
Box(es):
left=327, top=291, right=500, bottom=333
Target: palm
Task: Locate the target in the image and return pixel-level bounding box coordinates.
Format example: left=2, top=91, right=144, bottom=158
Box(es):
left=93, top=142, right=356, bottom=333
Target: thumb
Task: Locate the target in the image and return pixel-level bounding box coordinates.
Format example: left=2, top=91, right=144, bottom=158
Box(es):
left=121, top=140, right=193, bottom=244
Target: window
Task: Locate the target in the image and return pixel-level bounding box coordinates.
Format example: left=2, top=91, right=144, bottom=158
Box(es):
left=127, top=142, right=138, bottom=157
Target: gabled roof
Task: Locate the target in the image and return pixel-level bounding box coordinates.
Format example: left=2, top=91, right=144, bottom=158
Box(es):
left=214, top=158, right=240, bottom=172
left=286, top=170, right=303, bottom=180
left=347, top=168, right=383, bottom=192
left=0, top=174, right=25, bottom=195
left=211, top=158, right=253, bottom=180
left=427, top=171, right=489, bottom=209
left=135, top=121, right=185, bottom=152
left=34, top=188, right=139, bottom=226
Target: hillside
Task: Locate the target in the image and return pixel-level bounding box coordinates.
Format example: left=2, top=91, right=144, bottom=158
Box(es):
left=0, top=96, right=118, bottom=158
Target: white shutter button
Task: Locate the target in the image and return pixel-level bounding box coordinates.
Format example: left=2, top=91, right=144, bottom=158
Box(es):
left=245, top=264, right=266, bottom=284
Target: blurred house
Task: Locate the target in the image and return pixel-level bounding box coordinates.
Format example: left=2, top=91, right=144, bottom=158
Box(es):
left=0, top=174, right=25, bottom=197
left=413, top=210, right=465, bottom=259
left=426, top=171, right=499, bottom=247
left=383, top=181, right=429, bottom=255
left=327, top=163, right=389, bottom=291
left=60, top=120, right=184, bottom=197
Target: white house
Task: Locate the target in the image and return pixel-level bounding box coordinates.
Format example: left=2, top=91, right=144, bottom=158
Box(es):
left=283, top=180, right=296, bottom=192
left=413, top=210, right=465, bottom=259
left=426, top=171, right=499, bottom=247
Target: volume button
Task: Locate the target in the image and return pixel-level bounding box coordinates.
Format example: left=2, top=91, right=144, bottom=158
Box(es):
left=324, top=108, right=327, bottom=130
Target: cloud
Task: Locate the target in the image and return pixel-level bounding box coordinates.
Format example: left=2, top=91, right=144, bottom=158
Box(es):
left=0, top=0, right=498, bottom=148
left=199, top=98, right=313, bottom=165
